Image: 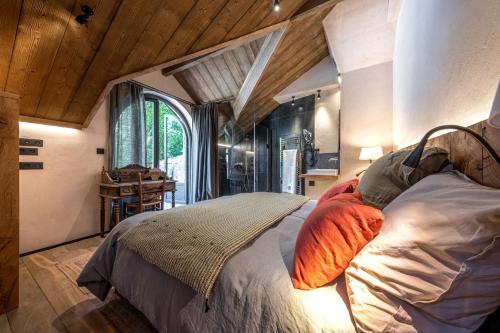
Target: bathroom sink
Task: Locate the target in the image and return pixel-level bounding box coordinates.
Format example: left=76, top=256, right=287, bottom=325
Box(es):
left=306, top=169, right=339, bottom=176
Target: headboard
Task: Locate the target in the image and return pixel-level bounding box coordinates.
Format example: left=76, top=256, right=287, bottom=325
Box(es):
left=405, top=120, right=500, bottom=188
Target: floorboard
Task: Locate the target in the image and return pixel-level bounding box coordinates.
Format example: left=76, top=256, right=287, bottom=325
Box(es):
left=0, top=313, right=12, bottom=333
left=6, top=262, right=63, bottom=332
left=7, top=236, right=118, bottom=333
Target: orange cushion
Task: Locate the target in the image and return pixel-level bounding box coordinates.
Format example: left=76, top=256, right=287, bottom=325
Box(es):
left=292, top=192, right=384, bottom=290
left=317, top=179, right=359, bottom=206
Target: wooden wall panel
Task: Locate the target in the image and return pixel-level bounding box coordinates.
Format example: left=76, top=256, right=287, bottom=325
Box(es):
left=483, top=122, right=500, bottom=188
left=404, top=120, right=500, bottom=189
left=0, top=92, right=20, bottom=314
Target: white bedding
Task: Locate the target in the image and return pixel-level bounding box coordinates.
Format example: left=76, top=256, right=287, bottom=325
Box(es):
left=78, top=200, right=356, bottom=332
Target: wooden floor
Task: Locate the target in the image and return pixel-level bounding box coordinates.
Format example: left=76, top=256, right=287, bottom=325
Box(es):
left=1, top=236, right=121, bottom=333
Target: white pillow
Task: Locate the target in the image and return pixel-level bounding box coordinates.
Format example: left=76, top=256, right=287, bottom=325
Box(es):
left=345, top=171, right=500, bottom=333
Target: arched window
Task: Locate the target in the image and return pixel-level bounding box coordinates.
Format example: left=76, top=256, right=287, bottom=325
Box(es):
left=144, top=93, right=191, bottom=205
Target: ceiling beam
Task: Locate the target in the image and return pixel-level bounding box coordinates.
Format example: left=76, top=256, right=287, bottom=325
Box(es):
left=232, top=28, right=286, bottom=120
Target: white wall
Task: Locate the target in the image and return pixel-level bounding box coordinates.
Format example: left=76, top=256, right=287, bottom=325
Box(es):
left=394, top=0, right=500, bottom=148
left=274, top=57, right=338, bottom=103
left=134, top=71, right=194, bottom=113
left=19, top=103, right=108, bottom=253
left=322, top=0, right=396, bottom=73
left=315, top=88, right=340, bottom=153
left=19, top=72, right=193, bottom=253
left=339, top=61, right=393, bottom=180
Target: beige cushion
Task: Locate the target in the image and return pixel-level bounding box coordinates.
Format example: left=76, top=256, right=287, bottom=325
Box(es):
left=346, top=172, right=500, bottom=333
left=357, top=147, right=448, bottom=209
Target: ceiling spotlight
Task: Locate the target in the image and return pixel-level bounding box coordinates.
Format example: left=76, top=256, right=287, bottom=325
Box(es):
left=291, top=96, right=295, bottom=106
left=274, top=0, right=280, bottom=12
left=76, top=5, right=94, bottom=25
left=317, top=90, right=321, bottom=101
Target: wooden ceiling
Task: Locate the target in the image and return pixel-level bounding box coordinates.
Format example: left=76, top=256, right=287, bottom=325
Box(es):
left=236, top=1, right=339, bottom=130
left=1, top=0, right=324, bottom=128
left=159, top=0, right=340, bottom=131
left=172, top=37, right=266, bottom=104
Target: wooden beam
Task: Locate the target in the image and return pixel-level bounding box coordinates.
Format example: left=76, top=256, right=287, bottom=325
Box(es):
left=233, top=28, right=286, bottom=120
left=18, top=116, right=84, bottom=129
left=0, top=92, right=19, bottom=314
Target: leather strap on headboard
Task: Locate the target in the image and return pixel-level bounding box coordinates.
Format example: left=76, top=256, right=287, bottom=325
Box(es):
left=404, top=120, right=500, bottom=188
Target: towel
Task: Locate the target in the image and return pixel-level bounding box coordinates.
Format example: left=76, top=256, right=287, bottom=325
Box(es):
left=282, top=149, right=298, bottom=194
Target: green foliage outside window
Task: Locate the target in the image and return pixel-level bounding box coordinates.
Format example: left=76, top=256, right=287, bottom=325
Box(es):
left=145, top=99, right=184, bottom=168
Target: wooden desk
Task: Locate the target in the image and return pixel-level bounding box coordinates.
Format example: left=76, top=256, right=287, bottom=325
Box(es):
left=99, top=179, right=176, bottom=237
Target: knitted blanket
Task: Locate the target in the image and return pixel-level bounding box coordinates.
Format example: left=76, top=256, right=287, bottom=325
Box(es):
left=119, top=192, right=308, bottom=298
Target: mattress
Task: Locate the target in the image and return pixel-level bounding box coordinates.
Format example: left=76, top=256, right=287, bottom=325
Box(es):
left=78, top=200, right=356, bottom=333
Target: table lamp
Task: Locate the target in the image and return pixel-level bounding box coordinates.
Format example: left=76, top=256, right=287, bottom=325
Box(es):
left=359, top=146, right=383, bottom=163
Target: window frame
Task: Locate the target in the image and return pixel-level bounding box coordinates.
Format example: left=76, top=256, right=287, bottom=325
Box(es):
left=144, top=93, right=191, bottom=203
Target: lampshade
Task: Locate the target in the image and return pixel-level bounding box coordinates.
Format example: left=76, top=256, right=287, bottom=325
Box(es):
left=488, top=82, right=500, bottom=128
left=359, top=146, right=383, bottom=161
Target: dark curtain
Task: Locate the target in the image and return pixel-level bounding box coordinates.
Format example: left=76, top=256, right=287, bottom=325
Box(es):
left=192, top=103, right=219, bottom=202
left=108, top=82, right=146, bottom=169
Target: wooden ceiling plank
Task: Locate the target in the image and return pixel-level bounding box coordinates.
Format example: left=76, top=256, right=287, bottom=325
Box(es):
left=119, top=0, right=196, bottom=75
left=256, top=0, right=309, bottom=29
left=204, top=58, right=233, bottom=99
left=222, top=50, right=246, bottom=88
left=34, top=0, right=122, bottom=120
left=213, top=55, right=239, bottom=97
left=243, top=44, right=257, bottom=64
left=152, top=0, right=230, bottom=67
left=233, top=28, right=285, bottom=119
left=5, top=0, right=76, bottom=117
left=0, top=0, right=22, bottom=90
left=195, top=62, right=225, bottom=101
left=234, top=45, right=254, bottom=77
left=189, top=64, right=222, bottom=102
left=225, top=1, right=273, bottom=40
left=61, top=0, right=167, bottom=123
left=188, top=0, right=257, bottom=53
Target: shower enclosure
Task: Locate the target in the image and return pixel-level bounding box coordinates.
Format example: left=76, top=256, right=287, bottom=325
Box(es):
left=217, top=95, right=317, bottom=196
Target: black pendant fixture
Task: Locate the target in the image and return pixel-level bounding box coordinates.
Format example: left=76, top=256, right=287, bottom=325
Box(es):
left=76, top=5, right=94, bottom=25
left=291, top=96, right=295, bottom=106
left=317, top=89, right=321, bottom=100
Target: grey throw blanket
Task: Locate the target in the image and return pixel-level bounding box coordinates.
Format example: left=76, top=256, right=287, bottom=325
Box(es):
left=119, top=192, right=308, bottom=299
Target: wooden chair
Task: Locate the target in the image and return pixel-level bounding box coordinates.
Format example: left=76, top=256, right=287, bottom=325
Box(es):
left=124, top=172, right=167, bottom=217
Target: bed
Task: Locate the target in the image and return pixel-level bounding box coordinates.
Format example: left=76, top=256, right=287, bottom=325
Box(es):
left=78, top=200, right=356, bottom=332
left=78, top=120, right=500, bottom=333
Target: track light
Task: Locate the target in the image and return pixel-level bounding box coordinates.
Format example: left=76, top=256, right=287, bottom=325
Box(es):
left=274, top=0, right=280, bottom=12
left=317, top=90, right=321, bottom=100
left=76, top=5, right=94, bottom=25
left=291, top=96, right=295, bottom=106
